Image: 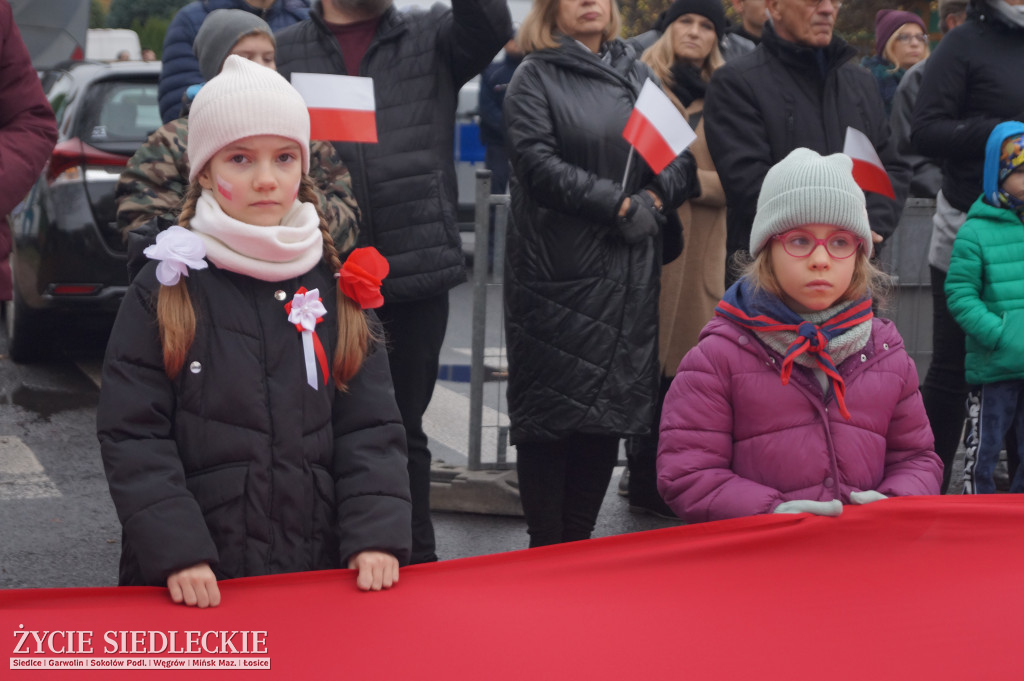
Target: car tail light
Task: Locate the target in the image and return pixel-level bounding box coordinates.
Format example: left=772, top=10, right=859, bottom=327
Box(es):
left=71, top=45, right=84, bottom=61
left=49, top=284, right=102, bottom=296
left=47, top=138, right=128, bottom=184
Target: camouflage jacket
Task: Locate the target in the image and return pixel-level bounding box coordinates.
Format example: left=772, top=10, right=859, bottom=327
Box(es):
left=115, top=117, right=360, bottom=253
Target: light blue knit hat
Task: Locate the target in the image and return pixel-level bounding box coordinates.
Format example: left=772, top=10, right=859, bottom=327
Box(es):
left=749, top=148, right=872, bottom=257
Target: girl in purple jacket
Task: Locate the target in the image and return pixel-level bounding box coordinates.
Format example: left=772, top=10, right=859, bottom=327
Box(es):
left=657, top=148, right=942, bottom=523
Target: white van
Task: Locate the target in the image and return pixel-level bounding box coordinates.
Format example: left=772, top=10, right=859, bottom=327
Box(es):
left=85, top=29, right=142, bottom=62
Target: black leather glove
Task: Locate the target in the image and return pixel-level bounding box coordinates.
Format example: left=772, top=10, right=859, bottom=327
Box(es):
left=617, top=191, right=664, bottom=244
left=678, top=150, right=700, bottom=202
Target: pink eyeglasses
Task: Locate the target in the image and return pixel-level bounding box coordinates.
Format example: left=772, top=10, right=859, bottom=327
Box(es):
left=773, top=229, right=863, bottom=259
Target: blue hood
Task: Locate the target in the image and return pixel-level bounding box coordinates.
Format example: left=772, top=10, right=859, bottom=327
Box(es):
left=984, top=120, right=1024, bottom=206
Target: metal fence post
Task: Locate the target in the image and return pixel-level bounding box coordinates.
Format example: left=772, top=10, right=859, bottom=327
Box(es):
left=468, top=169, right=492, bottom=471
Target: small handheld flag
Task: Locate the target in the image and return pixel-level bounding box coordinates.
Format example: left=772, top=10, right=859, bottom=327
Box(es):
left=622, top=79, right=696, bottom=175
left=291, top=72, right=378, bottom=143
left=843, top=127, right=894, bottom=199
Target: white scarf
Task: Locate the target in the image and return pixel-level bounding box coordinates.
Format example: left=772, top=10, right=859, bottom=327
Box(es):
left=189, top=190, right=323, bottom=282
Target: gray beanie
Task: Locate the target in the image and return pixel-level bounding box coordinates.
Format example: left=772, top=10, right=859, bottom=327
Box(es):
left=749, top=148, right=872, bottom=257
left=193, top=9, right=275, bottom=82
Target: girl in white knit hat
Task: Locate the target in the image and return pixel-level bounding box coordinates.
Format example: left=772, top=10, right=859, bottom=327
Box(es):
left=656, top=147, right=942, bottom=524
left=97, top=55, right=411, bottom=607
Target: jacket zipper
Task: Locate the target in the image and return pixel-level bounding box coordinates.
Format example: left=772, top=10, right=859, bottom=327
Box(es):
left=252, top=279, right=276, bottom=574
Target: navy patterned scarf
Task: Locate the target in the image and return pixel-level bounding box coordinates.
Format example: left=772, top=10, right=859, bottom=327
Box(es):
left=715, top=280, right=874, bottom=419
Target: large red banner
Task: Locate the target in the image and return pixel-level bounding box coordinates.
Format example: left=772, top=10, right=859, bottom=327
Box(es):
left=4, top=495, right=1022, bottom=678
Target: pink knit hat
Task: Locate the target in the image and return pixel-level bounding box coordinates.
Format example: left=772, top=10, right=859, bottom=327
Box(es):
left=874, top=10, right=927, bottom=57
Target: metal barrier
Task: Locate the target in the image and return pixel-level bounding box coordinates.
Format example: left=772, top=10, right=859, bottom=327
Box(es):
left=878, top=198, right=936, bottom=383
left=467, top=169, right=513, bottom=471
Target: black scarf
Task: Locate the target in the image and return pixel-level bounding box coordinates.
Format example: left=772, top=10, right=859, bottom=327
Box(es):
left=669, top=62, right=707, bottom=108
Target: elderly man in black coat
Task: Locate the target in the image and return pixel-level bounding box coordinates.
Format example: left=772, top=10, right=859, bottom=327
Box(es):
left=703, top=0, right=910, bottom=278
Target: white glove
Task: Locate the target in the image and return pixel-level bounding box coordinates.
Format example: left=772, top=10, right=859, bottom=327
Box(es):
left=849, top=490, right=888, bottom=505
left=772, top=499, right=843, bottom=516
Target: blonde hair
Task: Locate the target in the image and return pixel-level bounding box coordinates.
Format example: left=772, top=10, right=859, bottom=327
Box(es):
left=736, top=246, right=891, bottom=309
left=518, top=0, right=622, bottom=53
left=156, top=176, right=375, bottom=391
left=882, top=25, right=930, bottom=69
left=641, top=28, right=724, bottom=113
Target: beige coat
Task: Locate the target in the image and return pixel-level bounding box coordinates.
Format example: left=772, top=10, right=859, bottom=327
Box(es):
left=658, top=99, right=727, bottom=376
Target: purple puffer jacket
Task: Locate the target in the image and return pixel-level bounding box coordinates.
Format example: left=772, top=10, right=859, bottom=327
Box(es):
left=657, top=315, right=942, bottom=523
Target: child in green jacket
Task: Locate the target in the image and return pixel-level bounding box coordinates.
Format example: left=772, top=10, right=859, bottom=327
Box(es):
left=945, top=120, right=1024, bottom=494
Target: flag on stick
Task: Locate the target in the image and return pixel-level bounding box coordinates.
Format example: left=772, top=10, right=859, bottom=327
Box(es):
left=843, top=127, right=894, bottom=199
left=291, top=72, right=377, bottom=143
left=622, top=79, right=696, bottom=174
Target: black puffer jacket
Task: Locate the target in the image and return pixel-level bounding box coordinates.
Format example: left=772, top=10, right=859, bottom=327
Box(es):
left=97, top=255, right=412, bottom=586
left=704, top=24, right=910, bottom=256
left=275, top=0, right=511, bottom=303
left=503, top=38, right=697, bottom=445
left=911, top=1, right=1024, bottom=213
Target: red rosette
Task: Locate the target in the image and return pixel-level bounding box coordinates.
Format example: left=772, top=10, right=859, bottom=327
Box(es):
left=337, top=247, right=389, bottom=309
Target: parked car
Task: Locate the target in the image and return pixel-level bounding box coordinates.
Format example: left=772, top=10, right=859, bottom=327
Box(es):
left=454, top=75, right=483, bottom=228
left=5, top=59, right=162, bottom=362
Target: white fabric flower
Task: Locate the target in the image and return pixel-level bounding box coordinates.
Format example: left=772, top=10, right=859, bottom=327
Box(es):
left=143, top=225, right=209, bottom=286
left=287, top=288, right=327, bottom=332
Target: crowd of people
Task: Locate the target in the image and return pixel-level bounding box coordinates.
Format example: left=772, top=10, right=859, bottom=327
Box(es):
left=2, top=0, right=1021, bottom=605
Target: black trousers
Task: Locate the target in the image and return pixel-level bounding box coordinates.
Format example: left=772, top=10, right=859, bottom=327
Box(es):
left=377, top=291, right=449, bottom=563
left=484, top=145, right=510, bottom=196
left=515, top=434, right=619, bottom=548
left=625, top=376, right=675, bottom=512
left=921, top=266, right=967, bottom=493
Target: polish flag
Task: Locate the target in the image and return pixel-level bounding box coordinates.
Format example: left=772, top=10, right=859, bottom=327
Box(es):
left=290, top=72, right=378, bottom=143
left=622, top=79, right=696, bottom=174
left=843, top=127, right=894, bottom=199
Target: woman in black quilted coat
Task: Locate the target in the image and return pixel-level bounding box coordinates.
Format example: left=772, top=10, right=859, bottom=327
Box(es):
left=503, top=0, right=698, bottom=547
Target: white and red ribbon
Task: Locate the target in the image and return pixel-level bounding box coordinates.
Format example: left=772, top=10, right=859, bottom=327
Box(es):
left=286, top=287, right=329, bottom=389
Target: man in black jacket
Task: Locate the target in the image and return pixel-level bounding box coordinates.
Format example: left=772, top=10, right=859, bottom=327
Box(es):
left=703, top=0, right=909, bottom=276
left=911, top=0, right=1024, bottom=492
left=275, top=0, right=512, bottom=564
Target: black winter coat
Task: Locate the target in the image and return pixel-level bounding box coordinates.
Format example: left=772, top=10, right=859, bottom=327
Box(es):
left=97, top=256, right=412, bottom=586
left=275, top=0, right=511, bottom=303
left=704, top=24, right=910, bottom=256
left=911, top=5, right=1024, bottom=214
left=503, top=38, right=697, bottom=445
